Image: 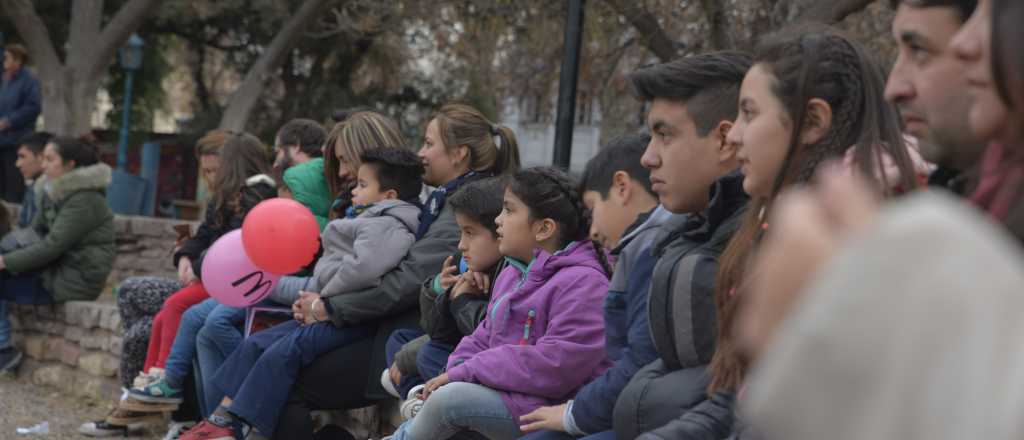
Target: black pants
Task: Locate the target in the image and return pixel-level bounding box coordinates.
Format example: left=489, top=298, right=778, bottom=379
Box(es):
left=0, top=147, right=24, bottom=203
left=273, top=336, right=377, bottom=440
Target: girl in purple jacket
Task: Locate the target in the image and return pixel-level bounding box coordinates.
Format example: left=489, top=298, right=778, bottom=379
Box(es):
left=386, top=167, right=614, bottom=440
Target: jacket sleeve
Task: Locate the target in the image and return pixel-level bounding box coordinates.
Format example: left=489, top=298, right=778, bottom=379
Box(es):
left=446, top=272, right=610, bottom=399
left=174, top=206, right=218, bottom=268
left=319, top=218, right=415, bottom=297
left=571, top=250, right=660, bottom=434
left=323, top=207, right=459, bottom=327
left=6, top=76, right=41, bottom=130
left=419, top=276, right=448, bottom=338
left=450, top=294, right=489, bottom=336
left=4, top=192, right=107, bottom=274
left=635, top=392, right=736, bottom=440
left=394, top=334, right=430, bottom=377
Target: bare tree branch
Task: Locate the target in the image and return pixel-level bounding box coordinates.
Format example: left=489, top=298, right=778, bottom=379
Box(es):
left=85, top=0, right=164, bottom=84
left=1, top=0, right=62, bottom=73
left=219, top=0, right=337, bottom=131
left=699, top=0, right=734, bottom=50
left=798, top=0, right=878, bottom=24
left=601, top=0, right=680, bottom=61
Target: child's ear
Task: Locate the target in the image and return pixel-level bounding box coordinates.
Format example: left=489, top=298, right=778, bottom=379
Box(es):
left=384, top=189, right=399, bottom=200
left=715, top=120, right=737, bottom=163
left=800, top=98, right=833, bottom=146
left=612, top=171, right=632, bottom=205
left=534, top=218, right=557, bottom=243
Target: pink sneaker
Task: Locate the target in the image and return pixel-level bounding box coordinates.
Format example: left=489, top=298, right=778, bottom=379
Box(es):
left=178, top=420, right=235, bottom=440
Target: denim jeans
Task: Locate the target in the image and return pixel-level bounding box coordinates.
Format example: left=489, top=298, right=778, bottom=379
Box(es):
left=161, top=298, right=245, bottom=416
left=0, top=300, right=10, bottom=350
left=213, top=319, right=372, bottom=436
left=519, top=430, right=616, bottom=440
left=391, top=382, right=523, bottom=440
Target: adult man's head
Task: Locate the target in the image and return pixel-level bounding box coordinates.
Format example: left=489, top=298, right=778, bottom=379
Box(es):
left=15, top=132, right=51, bottom=181
left=885, top=0, right=984, bottom=170
left=2, top=44, right=27, bottom=75
left=274, top=118, right=327, bottom=169
left=630, top=51, right=752, bottom=214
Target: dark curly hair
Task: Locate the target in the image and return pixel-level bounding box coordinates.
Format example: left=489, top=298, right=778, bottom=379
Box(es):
left=507, top=167, right=612, bottom=278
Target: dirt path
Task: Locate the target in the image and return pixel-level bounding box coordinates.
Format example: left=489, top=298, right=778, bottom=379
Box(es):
left=0, top=376, right=163, bottom=439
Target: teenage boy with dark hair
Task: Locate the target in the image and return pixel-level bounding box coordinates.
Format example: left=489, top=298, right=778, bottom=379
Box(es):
left=885, top=0, right=982, bottom=194
left=13, top=132, right=51, bottom=227
left=518, top=133, right=667, bottom=440
left=615, top=52, right=751, bottom=440
left=275, top=118, right=332, bottom=229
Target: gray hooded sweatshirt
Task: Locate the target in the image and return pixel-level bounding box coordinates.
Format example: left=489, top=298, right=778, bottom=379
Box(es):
left=309, top=199, right=421, bottom=297
left=745, top=192, right=1024, bottom=440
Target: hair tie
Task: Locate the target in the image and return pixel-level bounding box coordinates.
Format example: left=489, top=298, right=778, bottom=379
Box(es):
left=489, top=124, right=500, bottom=136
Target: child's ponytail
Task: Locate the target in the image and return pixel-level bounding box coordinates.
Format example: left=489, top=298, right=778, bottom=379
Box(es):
left=508, top=167, right=613, bottom=279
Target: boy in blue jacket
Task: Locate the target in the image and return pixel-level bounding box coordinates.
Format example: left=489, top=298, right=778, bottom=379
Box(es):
left=519, top=133, right=669, bottom=439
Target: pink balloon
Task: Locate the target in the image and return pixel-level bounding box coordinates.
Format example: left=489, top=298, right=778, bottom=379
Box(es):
left=201, top=230, right=281, bottom=307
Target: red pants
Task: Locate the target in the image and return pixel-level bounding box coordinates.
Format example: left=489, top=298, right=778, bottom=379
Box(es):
left=142, top=282, right=209, bottom=372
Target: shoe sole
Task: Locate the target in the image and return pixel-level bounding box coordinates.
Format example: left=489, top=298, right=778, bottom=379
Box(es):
left=120, top=398, right=179, bottom=413
left=106, top=412, right=163, bottom=426
left=79, top=423, right=145, bottom=437
left=126, top=392, right=183, bottom=405
left=0, top=350, right=23, bottom=374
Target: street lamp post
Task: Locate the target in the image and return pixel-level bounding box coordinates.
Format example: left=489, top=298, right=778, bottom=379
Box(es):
left=116, top=34, right=144, bottom=170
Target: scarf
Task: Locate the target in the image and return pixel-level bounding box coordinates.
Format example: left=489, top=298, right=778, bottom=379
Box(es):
left=344, top=203, right=374, bottom=219
left=416, top=171, right=478, bottom=239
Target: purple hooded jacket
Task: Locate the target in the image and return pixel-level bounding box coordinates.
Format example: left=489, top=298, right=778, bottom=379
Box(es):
left=446, top=241, right=614, bottom=422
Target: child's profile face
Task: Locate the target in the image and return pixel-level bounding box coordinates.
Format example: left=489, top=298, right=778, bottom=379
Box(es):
left=455, top=212, right=503, bottom=272
left=583, top=188, right=632, bottom=250
left=351, top=164, right=390, bottom=206
left=494, top=188, right=538, bottom=262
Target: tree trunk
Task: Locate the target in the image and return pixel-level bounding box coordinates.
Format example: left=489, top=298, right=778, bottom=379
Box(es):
left=1, top=0, right=161, bottom=136
left=601, top=0, right=681, bottom=62
left=798, top=0, right=878, bottom=24
left=218, top=0, right=336, bottom=131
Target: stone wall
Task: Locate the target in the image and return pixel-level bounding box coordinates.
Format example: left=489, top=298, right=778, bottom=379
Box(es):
left=109, top=214, right=198, bottom=284
left=9, top=302, right=123, bottom=403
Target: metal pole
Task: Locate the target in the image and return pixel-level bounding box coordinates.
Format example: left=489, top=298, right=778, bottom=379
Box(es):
left=552, top=0, right=585, bottom=170
left=116, top=71, right=135, bottom=170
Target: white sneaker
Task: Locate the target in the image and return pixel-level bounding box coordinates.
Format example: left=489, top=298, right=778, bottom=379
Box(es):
left=400, top=385, right=426, bottom=421
left=132, top=367, right=165, bottom=390
left=162, top=421, right=196, bottom=440
left=380, top=368, right=401, bottom=398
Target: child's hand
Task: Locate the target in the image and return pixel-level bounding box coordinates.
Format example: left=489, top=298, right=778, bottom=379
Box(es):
left=438, top=256, right=460, bottom=290
left=297, top=291, right=324, bottom=325
left=451, top=271, right=488, bottom=299
left=422, top=372, right=450, bottom=400
left=291, top=297, right=305, bottom=322
left=520, top=403, right=569, bottom=432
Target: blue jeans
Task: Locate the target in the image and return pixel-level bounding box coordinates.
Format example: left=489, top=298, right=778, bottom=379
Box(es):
left=0, top=300, right=10, bottom=350
left=0, top=273, right=52, bottom=350
left=213, top=319, right=371, bottom=436
left=391, top=382, right=523, bottom=440
left=161, top=298, right=245, bottom=416
left=519, top=430, right=616, bottom=440
left=416, top=340, right=455, bottom=382
left=385, top=330, right=456, bottom=397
